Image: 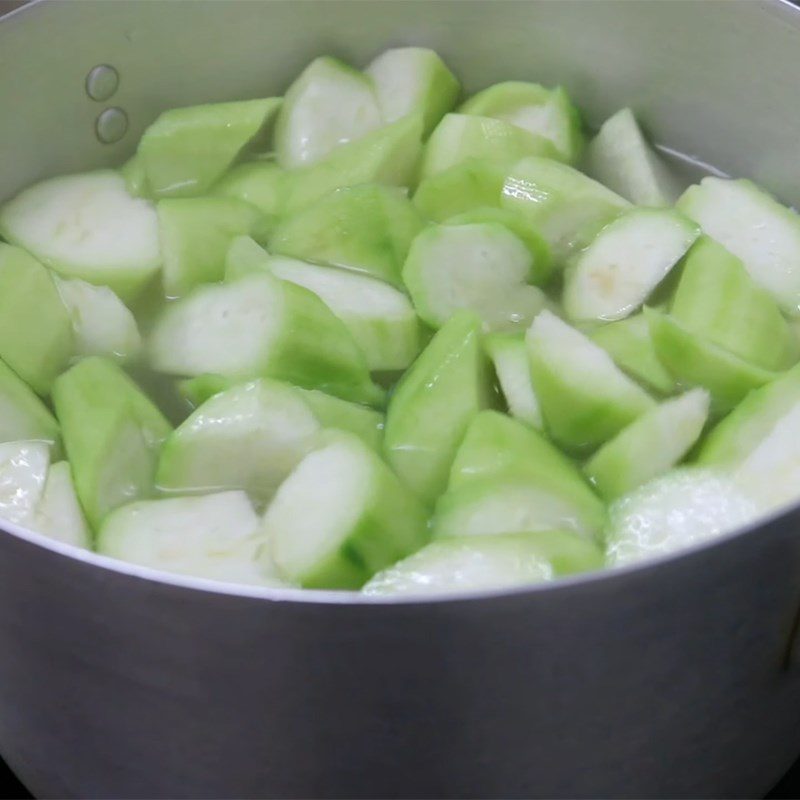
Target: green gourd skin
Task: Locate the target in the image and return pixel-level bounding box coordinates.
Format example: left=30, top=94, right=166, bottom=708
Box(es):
left=138, top=98, right=283, bottom=198
left=420, top=113, right=560, bottom=180
left=282, top=112, right=425, bottom=215
left=158, top=197, right=267, bottom=297
left=363, top=530, right=603, bottom=596
left=460, top=81, right=585, bottom=164
left=584, top=389, right=710, bottom=500
left=413, top=158, right=508, bottom=222
left=445, top=410, right=606, bottom=539
left=584, top=108, right=683, bottom=206
left=698, top=363, right=800, bottom=469
left=148, top=273, right=385, bottom=408
left=270, top=184, right=423, bottom=289
left=501, top=156, right=630, bottom=263
left=266, top=432, right=430, bottom=589
left=589, top=314, right=676, bottom=396
left=0, top=244, right=74, bottom=395
left=0, top=357, right=61, bottom=449
left=383, top=311, right=494, bottom=504
left=366, top=47, right=461, bottom=136
left=52, top=357, right=172, bottom=531
left=212, top=161, right=287, bottom=218
left=677, top=177, right=800, bottom=317
left=527, top=310, right=656, bottom=455
left=645, top=308, right=777, bottom=417
left=669, top=237, right=796, bottom=372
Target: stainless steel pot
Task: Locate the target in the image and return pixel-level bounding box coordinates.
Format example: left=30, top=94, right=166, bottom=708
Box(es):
left=2, top=1, right=800, bottom=797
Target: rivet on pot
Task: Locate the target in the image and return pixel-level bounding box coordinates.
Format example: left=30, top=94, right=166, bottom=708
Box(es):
left=95, top=107, right=128, bottom=144
left=85, top=64, right=120, bottom=102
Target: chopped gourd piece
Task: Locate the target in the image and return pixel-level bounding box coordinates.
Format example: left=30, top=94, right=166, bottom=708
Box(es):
left=563, top=208, right=699, bottom=322
left=585, top=389, right=710, bottom=499
left=413, top=158, right=506, bottom=221
left=275, top=57, right=382, bottom=169
left=363, top=531, right=601, bottom=596
left=0, top=358, right=60, bottom=448
left=0, top=440, right=50, bottom=526
left=0, top=171, right=160, bottom=301
left=52, top=357, right=172, bottom=530
left=485, top=334, right=542, bottom=428
left=434, top=476, right=600, bottom=540
left=297, top=388, right=384, bottom=451
left=212, top=161, right=286, bottom=218
left=265, top=432, right=430, bottom=589
left=283, top=112, right=424, bottom=214
left=383, top=311, right=493, bottom=503
left=31, top=461, right=91, bottom=548
left=120, top=154, right=150, bottom=199
left=366, top=47, right=460, bottom=135
left=461, top=82, right=583, bottom=163
left=177, top=374, right=384, bottom=449
left=138, top=98, right=282, bottom=197
left=158, top=197, right=266, bottom=297
left=445, top=410, right=605, bottom=538
left=403, top=221, right=550, bottom=332
left=148, top=272, right=384, bottom=407
left=501, top=156, right=629, bottom=262
left=729, top=401, right=800, bottom=515
left=157, top=379, right=320, bottom=505
left=54, top=276, right=141, bottom=363
left=645, top=308, right=777, bottom=416
left=589, top=314, right=675, bottom=395
left=677, top=177, right=800, bottom=316
left=267, top=255, right=422, bottom=371
left=606, top=468, right=759, bottom=567
left=0, top=244, right=74, bottom=395
left=699, top=364, right=800, bottom=468
left=584, top=108, right=683, bottom=205
left=270, top=183, right=423, bottom=289
left=420, top=113, right=559, bottom=180
left=99, top=491, right=286, bottom=587
left=670, top=237, right=796, bottom=371
left=178, top=373, right=234, bottom=408
left=527, top=310, right=655, bottom=453
left=223, top=234, right=271, bottom=281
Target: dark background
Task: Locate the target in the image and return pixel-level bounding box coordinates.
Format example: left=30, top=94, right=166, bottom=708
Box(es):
left=0, top=1, right=24, bottom=15
left=1, top=755, right=798, bottom=798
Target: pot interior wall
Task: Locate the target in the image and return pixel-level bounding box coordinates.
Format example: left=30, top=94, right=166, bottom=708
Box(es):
left=1, top=0, right=800, bottom=208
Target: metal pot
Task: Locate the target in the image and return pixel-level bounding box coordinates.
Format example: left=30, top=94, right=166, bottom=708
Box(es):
left=2, top=1, right=800, bottom=797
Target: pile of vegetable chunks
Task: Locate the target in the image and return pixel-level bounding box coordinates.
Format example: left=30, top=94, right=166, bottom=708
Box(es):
left=1, top=46, right=800, bottom=596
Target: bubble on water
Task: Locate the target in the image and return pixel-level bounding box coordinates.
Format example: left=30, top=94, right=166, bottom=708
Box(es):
left=95, top=107, right=128, bottom=144
left=606, top=467, right=760, bottom=567
left=85, top=64, right=119, bottom=102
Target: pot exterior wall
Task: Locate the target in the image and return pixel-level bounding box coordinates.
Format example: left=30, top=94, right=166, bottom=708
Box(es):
left=1, top=512, right=800, bottom=798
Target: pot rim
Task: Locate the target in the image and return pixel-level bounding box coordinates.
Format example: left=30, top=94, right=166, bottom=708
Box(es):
left=2, top=495, right=798, bottom=606
left=2, top=0, right=800, bottom=606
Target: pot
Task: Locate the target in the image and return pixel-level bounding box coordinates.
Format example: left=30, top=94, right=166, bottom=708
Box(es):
left=2, top=1, right=800, bottom=797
